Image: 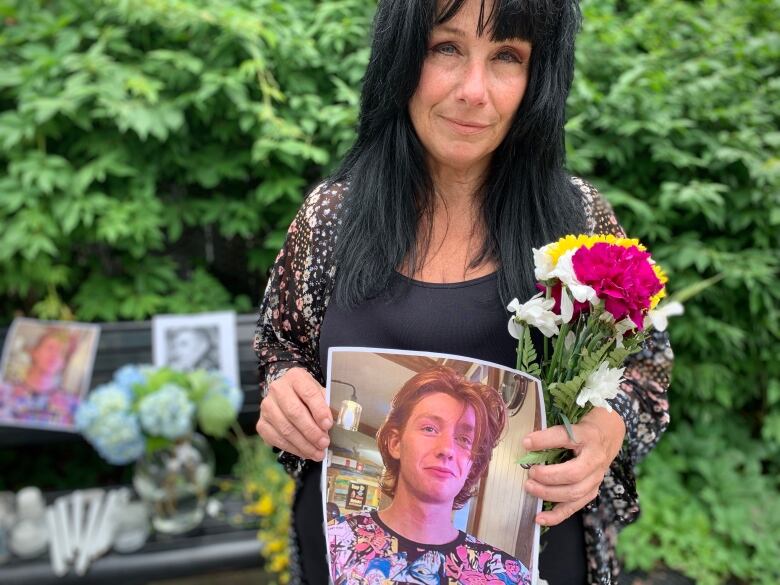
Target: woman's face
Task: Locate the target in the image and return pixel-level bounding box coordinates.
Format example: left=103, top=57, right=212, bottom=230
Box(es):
left=409, top=0, right=531, bottom=178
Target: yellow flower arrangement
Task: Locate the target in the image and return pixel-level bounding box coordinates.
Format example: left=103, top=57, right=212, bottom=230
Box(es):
left=226, top=429, right=294, bottom=584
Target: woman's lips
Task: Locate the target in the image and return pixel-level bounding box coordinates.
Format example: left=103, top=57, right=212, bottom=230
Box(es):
left=442, top=116, right=490, bottom=135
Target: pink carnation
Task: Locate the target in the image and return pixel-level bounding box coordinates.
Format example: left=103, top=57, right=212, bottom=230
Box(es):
left=572, top=243, right=663, bottom=328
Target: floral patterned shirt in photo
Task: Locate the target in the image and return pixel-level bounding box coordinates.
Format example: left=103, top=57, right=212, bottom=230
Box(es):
left=329, top=512, right=531, bottom=585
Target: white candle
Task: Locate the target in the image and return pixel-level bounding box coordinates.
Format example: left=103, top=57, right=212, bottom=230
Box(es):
left=45, top=507, right=67, bottom=576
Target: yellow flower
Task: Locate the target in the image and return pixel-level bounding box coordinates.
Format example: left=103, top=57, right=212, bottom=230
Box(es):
left=269, top=553, right=289, bottom=572
left=243, top=494, right=274, bottom=517
left=266, top=538, right=286, bottom=554
left=547, top=233, right=646, bottom=266
left=649, top=263, right=669, bottom=309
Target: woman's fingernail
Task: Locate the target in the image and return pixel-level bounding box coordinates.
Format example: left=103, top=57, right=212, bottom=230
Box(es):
left=318, top=437, right=330, bottom=449
left=523, top=437, right=532, bottom=449
left=321, top=418, right=333, bottom=430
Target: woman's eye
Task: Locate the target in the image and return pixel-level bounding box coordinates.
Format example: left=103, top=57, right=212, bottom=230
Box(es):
left=422, top=425, right=437, bottom=433
left=433, top=43, right=458, bottom=56
left=495, top=49, right=521, bottom=64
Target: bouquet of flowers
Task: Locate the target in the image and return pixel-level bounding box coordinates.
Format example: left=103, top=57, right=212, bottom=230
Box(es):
left=75, top=365, right=244, bottom=465
left=508, top=234, right=681, bottom=466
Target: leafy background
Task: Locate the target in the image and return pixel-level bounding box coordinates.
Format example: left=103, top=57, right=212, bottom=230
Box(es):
left=1, top=0, right=778, bottom=583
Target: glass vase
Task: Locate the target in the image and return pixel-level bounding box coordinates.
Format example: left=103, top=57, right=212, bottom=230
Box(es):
left=132, top=433, right=215, bottom=534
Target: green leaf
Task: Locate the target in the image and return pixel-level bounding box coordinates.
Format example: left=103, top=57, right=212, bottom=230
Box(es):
left=516, top=448, right=567, bottom=467
left=559, top=413, right=577, bottom=443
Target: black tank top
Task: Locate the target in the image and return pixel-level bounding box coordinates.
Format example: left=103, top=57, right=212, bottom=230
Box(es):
left=295, top=272, right=586, bottom=584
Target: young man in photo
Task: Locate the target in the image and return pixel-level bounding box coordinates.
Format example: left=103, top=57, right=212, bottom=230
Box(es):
left=327, top=366, right=530, bottom=584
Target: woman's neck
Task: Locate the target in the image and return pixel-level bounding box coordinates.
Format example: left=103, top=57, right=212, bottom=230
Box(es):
left=378, top=488, right=459, bottom=545
left=429, top=160, right=485, bottom=212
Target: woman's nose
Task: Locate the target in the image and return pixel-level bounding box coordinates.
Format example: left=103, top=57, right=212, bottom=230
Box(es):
left=456, top=59, right=488, bottom=106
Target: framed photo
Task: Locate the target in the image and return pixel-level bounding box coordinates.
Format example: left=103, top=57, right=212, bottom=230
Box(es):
left=0, top=318, right=100, bottom=431
left=151, top=311, right=239, bottom=386
left=324, top=347, right=545, bottom=585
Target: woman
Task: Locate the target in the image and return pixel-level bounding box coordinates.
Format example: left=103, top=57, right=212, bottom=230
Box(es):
left=254, top=0, right=672, bottom=583
left=328, top=366, right=528, bottom=583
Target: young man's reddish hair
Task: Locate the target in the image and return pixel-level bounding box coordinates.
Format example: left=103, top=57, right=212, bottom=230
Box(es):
left=376, top=366, right=507, bottom=509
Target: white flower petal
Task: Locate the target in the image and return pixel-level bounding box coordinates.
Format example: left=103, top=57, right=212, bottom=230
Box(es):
left=560, top=288, right=574, bottom=323
left=508, top=318, right=524, bottom=340
left=568, top=282, right=599, bottom=304
left=564, top=331, right=576, bottom=351
left=646, top=301, right=685, bottom=332
left=576, top=363, right=625, bottom=410
left=533, top=245, right=555, bottom=280
left=507, top=294, right=560, bottom=338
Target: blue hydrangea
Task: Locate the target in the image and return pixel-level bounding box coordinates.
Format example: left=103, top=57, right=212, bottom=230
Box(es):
left=112, top=364, right=149, bottom=393
left=83, top=411, right=145, bottom=465
left=74, top=401, right=99, bottom=432
left=204, top=371, right=243, bottom=414
left=137, top=384, right=195, bottom=439
left=75, top=383, right=133, bottom=431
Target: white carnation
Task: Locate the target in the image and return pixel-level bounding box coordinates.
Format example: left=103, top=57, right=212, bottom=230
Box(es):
left=576, top=362, right=625, bottom=411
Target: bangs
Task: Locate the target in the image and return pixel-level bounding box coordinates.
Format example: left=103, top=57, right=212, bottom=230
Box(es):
left=436, top=0, right=552, bottom=44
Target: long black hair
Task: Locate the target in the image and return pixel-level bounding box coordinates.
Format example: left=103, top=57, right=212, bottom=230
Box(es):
left=331, top=0, right=586, bottom=307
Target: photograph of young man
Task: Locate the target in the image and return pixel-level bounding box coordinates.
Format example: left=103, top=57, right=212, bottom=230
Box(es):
left=327, top=366, right=531, bottom=585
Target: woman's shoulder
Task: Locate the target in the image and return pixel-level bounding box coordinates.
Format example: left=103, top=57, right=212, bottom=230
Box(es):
left=280, top=179, right=348, bottom=263
left=569, top=176, right=625, bottom=237
left=294, top=179, right=349, bottom=234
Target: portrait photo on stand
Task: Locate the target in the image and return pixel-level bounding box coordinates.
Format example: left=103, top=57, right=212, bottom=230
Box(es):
left=323, top=347, right=545, bottom=585
left=151, top=310, right=239, bottom=385
left=0, top=318, right=101, bottom=431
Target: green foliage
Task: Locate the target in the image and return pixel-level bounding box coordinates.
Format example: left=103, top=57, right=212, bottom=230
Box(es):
left=568, top=0, right=780, bottom=582
left=619, top=424, right=780, bottom=585
left=1, top=0, right=778, bottom=581
left=0, top=0, right=373, bottom=322
left=517, top=326, right=542, bottom=377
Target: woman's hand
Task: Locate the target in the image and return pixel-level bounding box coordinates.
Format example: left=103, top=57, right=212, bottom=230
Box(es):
left=522, top=407, right=626, bottom=526
left=256, top=367, right=333, bottom=461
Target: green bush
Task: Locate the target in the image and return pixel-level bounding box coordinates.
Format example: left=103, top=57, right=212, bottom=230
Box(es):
left=568, top=1, right=779, bottom=583
left=0, top=0, right=373, bottom=321
left=1, top=0, right=778, bottom=582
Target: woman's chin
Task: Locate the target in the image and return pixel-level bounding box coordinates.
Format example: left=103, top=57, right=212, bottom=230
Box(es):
left=428, top=149, right=493, bottom=175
